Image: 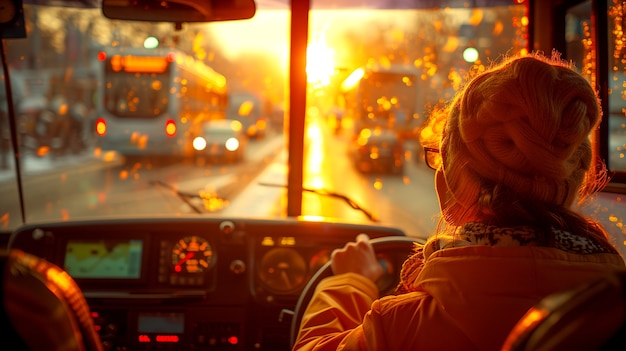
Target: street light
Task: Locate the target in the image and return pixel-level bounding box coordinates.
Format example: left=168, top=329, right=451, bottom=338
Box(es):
left=463, top=47, right=479, bottom=63
left=144, top=36, right=159, bottom=49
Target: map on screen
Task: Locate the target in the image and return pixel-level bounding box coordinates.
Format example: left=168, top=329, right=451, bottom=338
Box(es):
left=64, top=240, right=143, bottom=279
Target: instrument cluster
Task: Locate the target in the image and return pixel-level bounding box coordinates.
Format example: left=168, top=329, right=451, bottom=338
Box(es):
left=159, top=235, right=217, bottom=287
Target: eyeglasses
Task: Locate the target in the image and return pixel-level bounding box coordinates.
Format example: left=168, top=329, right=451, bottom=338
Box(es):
left=424, top=146, right=441, bottom=170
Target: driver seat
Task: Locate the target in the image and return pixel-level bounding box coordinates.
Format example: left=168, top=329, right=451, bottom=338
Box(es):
left=501, top=270, right=626, bottom=351
left=0, top=249, right=104, bottom=351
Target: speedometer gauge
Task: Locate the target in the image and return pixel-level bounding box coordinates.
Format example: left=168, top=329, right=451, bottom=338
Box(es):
left=258, top=247, right=307, bottom=293
left=171, top=236, right=214, bottom=273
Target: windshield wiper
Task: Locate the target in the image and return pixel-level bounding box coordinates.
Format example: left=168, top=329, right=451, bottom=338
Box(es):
left=258, top=182, right=379, bottom=222
left=148, top=180, right=207, bottom=214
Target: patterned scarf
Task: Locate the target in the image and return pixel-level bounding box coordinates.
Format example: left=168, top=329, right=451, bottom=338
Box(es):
left=395, top=222, right=617, bottom=294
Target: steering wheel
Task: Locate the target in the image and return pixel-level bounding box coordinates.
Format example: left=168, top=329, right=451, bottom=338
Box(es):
left=289, top=235, right=423, bottom=347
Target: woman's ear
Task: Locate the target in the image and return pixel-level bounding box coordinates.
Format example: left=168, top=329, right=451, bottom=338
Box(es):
left=435, top=168, right=461, bottom=225
left=435, top=168, right=448, bottom=212
left=435, top=168, right=473, bottom=226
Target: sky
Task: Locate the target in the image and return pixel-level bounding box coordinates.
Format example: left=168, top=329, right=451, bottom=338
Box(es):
left=206, top=8, right=421, bottom=70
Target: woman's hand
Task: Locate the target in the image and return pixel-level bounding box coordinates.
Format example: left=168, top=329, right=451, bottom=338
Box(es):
left=331, top=233, right=384, bottom=283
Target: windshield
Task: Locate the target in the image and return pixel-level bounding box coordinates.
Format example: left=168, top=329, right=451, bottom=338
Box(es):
left=0, top=0, right=624, bottom=259
left=4, top=2, right=626, bottom=350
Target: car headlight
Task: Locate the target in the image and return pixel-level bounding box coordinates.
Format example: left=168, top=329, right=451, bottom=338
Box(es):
left=193, top=136, right=207, bottom=151
left=225, top=138, right=240, bottom=151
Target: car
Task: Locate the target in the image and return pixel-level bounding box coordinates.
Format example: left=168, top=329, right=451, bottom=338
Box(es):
left=351, top=127, right=404, bottom=174
left=0, top=1, right=624, bottom=350
left=194, top=119, right=248, bottom=163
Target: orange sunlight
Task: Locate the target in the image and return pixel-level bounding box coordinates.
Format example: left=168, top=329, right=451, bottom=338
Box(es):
left=306, top=34, right=335, bottom=86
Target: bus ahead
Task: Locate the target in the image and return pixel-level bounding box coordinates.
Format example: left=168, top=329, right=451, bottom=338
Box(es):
left=94, top=48, right=228, bottom=159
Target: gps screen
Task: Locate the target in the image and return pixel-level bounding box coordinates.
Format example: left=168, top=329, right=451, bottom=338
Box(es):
left=64, top=239, right=143, bottom=279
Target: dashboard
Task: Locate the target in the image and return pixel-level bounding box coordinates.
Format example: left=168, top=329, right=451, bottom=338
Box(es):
left=7, top=216, right=415, bottom=351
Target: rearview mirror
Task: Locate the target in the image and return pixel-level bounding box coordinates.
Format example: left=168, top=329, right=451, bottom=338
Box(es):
left=102, top=0, right=256, bottom=23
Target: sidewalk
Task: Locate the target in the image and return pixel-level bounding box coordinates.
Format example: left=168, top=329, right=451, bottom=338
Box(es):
left=0, top=148, right=124, bottom=183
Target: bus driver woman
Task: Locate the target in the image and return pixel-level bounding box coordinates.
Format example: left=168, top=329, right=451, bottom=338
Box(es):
left=292, top=53, right=626, bottom=351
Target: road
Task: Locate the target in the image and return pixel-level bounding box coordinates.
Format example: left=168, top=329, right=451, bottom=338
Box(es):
left=0, top=133, right=284, bottom=227
left=291, top=110, right=440, bottom=239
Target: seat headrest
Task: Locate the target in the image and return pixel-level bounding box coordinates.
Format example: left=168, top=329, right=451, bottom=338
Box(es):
left=0, top=249, right=103, bottom=351
left=502, top=270, right=626, bottom=351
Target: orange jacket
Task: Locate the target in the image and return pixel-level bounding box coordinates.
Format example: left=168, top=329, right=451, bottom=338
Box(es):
left=293, top=246, right=626, bottom=351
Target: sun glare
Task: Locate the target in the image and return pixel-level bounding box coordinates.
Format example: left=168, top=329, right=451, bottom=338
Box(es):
left=306, top=35, right=335, bottom=87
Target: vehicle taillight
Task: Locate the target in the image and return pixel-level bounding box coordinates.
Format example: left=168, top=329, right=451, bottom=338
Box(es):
left=165, top=119, right=176, bottom=137
left=95, top=118, right=106, bottom=136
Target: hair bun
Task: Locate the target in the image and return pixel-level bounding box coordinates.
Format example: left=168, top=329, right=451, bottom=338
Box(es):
left=443, top=55, right=600, bottom=209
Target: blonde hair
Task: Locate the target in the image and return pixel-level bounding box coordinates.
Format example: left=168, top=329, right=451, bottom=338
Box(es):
left=423, top=52, right=611, bottom=243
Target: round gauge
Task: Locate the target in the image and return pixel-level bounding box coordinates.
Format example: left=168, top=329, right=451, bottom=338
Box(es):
left=0, top=0, right=17, bottom=24
left=259, top=247, right=307, bottom=293
left=171, top=236, right=214, bottom=273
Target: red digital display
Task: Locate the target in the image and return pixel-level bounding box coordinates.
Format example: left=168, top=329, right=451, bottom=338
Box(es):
left=156, top=335, right=179, bottom=343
